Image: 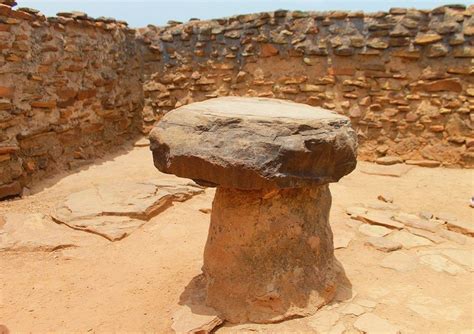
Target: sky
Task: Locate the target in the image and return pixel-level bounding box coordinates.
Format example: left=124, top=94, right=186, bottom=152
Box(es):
left=19, top=0, right=468, bottom=27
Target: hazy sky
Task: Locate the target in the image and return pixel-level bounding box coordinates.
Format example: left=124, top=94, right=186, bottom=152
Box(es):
left=19, top=0, right=466, bottom=27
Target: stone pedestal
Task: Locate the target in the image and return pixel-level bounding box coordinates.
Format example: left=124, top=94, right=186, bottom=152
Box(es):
left=203, top=185, right=337, bottom=323
left=149, top=97, right=358, bottom=324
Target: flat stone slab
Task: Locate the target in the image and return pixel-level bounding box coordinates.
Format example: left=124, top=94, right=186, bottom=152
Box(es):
left=354, top=313, right=401, bottom=334
left=171, top=305, right=223, bottom=334
left=359, top=163, right=413, bottom=177
left=0, top=213, right=99, bottom=252
left=52, top=180, right=204, bottom=241
left=150, top=97, right=357, bottom=189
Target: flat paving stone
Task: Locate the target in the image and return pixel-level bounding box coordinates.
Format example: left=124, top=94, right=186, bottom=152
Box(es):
left=380, top=251, right=418, bottom=272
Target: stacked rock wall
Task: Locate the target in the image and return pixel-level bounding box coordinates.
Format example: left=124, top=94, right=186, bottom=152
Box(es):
left=1, top=3, right=473, bottom=199
left=138, top=5, right=474, bottom=168
left=0, top=4, right=143, bottom=198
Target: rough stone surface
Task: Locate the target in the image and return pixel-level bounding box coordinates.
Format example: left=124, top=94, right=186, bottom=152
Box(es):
left=0, top=213, right=98, bottom=251
left=333, top=230, right=355, bottom=249
left=52, top=180, right=204, bottom=241
left=359, top=164, right=413, bottom=178
left=365, top=237, right=402, bottom=252
left=393, top=213, right=443, bottom=232
left=354, top=313, right=401, bottom=334
left=139, top=7, right=474, bottom=170
left=380, top=251, right=418, bottom=272
left=2, top=4, right=474, bottom=200
left=358, top=224, right=393, bottom=238
left=203, top=185, right=338, bottom=323
left=419, top=254, right=466, bottom=275
left=388, top=230, right=433, bottom=249
left=445, top=220, right=474, bottom=237
left=0, top=7, right=142, bottom=199
left=171, top=305, right=223, bottom=334
left=307, top=309, right=340, bottom=333
left=150, top=97, right=357, bottom=190
left=354, top=212, right=404, bottom=229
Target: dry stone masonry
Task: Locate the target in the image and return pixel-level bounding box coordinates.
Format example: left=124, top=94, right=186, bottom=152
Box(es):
left=1, top=1, right=474, bottom=199
left=138, top=4, right=474, bottom=168
left=150, top=97, right=358, bottom=323
left=0, top=1, right=143, bottom=199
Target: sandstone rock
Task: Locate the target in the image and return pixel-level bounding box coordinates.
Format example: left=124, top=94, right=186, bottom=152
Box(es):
left=419, top=254, right=466, bottom=275
left=203, top=186, right=339, bottom=323
left=150, top=97, right=357, bottom=190
left=405, top=160, right=441, bottom=167
left=52, top=180, right=204, bottom=241
left=375, top=156, right=403, bottom=165
left=134, top=137, right=150, bottom=147
left=406, top=227, right=445, bottom=244
left=345, top=206, right=368, bottom=217
left=380, top=251, right=418, bottom=272
left=435, top=249, right=473, bottom=271
left=377, top=194, right=393, bottom=203
left=358, top=224, right=392, bottom=238
left=0, top=181, right=22, bottom=200
left=307, top=309, right=340, bottom=333
left=365, top=237, right=402, bottom=252
left=150, top=97, right=357, bottom=323
left=420, top=78, right=462, bottom=93
left=333, top=229, right=355, bottom=249
left=393, top=212, right=442, bottom=232
left=356, top=299, right=377, bottom=308
left=171, top=304, right=223, bottom=334
left=0, top=213, right=99, bottom=252
left=354, top=212, right=404, bottom=229
left=359, top=163, right=413, bottom=177
left=407, top=295, right=462, bottom=321
left=440, top=229, right=469, bottom=245
left=260, top=43, right=279, bottom=57
left=339, top=303, right=365, bottom=316
left=388, top=230, right=433, bottom=249
left=353, top=313, right=401, bottom=334
left=445, top=220, right=474, bottom=237
left=414, top=33, right=442, bottom=45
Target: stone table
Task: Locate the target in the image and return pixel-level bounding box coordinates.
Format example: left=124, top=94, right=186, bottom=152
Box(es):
left=149, top=97, right=357, bottom=323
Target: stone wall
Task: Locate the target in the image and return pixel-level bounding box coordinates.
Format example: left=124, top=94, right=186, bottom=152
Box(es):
left=0, top=3, right=144, bottom=199
left=137, top=5, right=474, bottom=168
left=1, top=3, right=473, bottom=199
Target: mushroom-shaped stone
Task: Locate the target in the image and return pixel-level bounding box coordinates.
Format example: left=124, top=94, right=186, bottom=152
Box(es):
left=150, top=97, right=357, bottom=323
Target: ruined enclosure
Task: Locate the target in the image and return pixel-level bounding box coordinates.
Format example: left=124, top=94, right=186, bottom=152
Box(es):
left=0, top=1, right=473, bottom=333
left=0, top=2, right=473, bottom=199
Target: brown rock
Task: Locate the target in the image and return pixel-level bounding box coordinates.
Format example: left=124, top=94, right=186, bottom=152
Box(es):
left=414, top=33, right=442, bottom=45
left=354, top=212, right=404, bottom=229
left=446, top=220, right=474, bottom=237
left=365, top=237, right=402, bottom=252
left=203, top=186, right=338, bottom=323
left=405, top=160, right=441, bottom=168
left=0, top=86, right=13, bottom=98
left=150, top=97, right=357, bottom=324
left=260, top=43, right=279, bottom=57
left=420, top=78, right=462, bottom=92
left=0, top=181, right=22, bottom=200
left=31, top=101, right=57, bottom=109
left=375, top=156, right=403, bottom=165
left=150, top=97, right=357, bottom=190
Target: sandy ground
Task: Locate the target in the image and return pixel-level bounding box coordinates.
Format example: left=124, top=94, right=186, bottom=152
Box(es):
left=0, top=144, right=473, bottom=333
